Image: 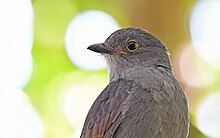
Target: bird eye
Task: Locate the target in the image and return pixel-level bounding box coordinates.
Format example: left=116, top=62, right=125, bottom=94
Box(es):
left=126, top=40, right=139, bottom=52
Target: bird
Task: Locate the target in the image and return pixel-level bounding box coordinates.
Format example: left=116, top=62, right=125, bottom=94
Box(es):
left=80, top=27, right=189, bottom=138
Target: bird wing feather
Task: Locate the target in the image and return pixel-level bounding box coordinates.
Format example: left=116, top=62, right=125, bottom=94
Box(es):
left=80, top=80, right=132, bottom=138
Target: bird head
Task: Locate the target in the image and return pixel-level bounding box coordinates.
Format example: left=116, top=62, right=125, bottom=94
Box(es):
left=88, top=27, right=172, bottom=81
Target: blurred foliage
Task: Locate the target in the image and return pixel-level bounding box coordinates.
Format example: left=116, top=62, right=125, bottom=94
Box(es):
left=189, top=123, right=206, bottom=138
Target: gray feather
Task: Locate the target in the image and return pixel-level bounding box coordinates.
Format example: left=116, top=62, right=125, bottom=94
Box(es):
left=81, top=27, right=189, bottom=138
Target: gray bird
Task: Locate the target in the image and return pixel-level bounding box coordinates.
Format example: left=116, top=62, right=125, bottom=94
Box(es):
left=80, top=27, right=189, bottom=138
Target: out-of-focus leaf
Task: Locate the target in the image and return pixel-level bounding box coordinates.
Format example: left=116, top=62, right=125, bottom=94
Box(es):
left=189, top=123, right=207, bottom=138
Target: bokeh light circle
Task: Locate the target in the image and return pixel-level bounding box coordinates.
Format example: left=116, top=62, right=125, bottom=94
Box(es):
left=0, top=88, right=44, bottom=138
left=64, top=83, right=102, bottom=129
left=58, top=71, right=108, bottom=136
left=0, top=0, right=34, bottom=88
left=72, top=128, right=81, bottom=138
left=0, top=49, right=33, bottom=89
left=178, top=45, right=216, bottom=88
left=0, top=0, right=34, bottom=50
left=65, top=10, right=119, bottom=70
left=190, top=1, right=220, bottom=68
left=197, top=92, right=220, bottom=138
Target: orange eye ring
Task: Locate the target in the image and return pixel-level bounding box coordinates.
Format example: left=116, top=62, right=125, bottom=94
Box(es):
left=126, top=40, right=139, bottom=52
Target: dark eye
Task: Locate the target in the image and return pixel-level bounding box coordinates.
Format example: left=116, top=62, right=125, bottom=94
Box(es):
left=126, top=40, right=139, bottom=52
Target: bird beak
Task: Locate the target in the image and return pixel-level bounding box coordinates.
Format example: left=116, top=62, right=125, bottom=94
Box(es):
left=87, top=43, right=114, bottom=54
left=87, top=42, right=128, bottom=55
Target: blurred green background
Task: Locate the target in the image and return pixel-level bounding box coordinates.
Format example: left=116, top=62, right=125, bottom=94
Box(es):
left=1, top=0, right=220, bottom=138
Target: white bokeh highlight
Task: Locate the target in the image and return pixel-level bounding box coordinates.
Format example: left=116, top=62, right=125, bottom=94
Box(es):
left=72, top=129, right=81, bottom=138
left=0, top=1, right=44, bottom=138
left=190, top=1, right=220, bottom=68
left=64, top=84, right=101, bottom=129
left=0, top=88, right=44, bottom=138
left=0, top=51, right=33, bottom=89
left=65, top=10, right=119, bottom=70
left=179, top=45, right=216, bottom=88
left=197, top=92, right=220, bottom=138
left=0, top=0, right=34, bottom=88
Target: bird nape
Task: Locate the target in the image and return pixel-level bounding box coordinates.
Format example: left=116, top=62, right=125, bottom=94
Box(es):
left=80, top=27, right=189, bottom=138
